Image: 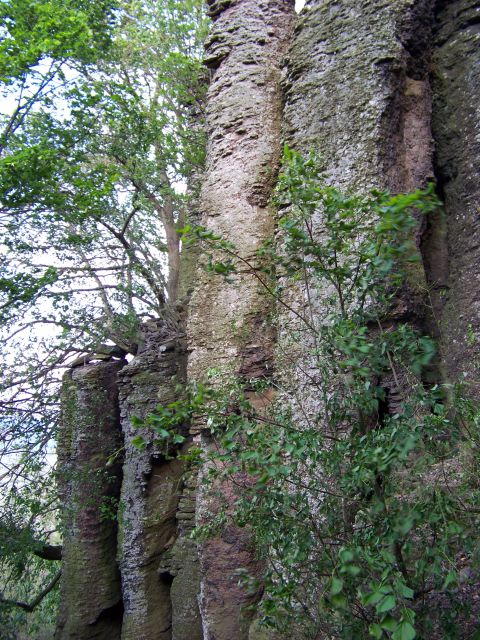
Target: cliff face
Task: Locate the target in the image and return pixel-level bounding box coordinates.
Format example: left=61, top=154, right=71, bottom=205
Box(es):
left=284, top=0, right=435, bottom=192
left=55, top=1, right=480, bottom=639
left=117, top=321, right=201, bottom=640
left=279, top=0, right=437, bottom=434
left=430, top=0, right=480, bottom=384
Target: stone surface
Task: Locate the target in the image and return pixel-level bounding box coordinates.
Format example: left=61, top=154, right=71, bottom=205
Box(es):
left=272, top=1, right=442, bottom=633
left=430, top=0, right=480, bottom=386
left=189, top=0, right=295, bottom=381
left=280, top=0, right=438, bottom=430
left=117, top=320, right=202, bottom=640
left=187, top=1, right=295, bottom=639
left=284, top=0, right=435, bottom=192
left=55, top=360, right=125, bottom=640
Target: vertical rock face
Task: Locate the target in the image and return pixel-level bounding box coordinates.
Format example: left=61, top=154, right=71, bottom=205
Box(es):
left=187, top=1, right=295, bottom=639
left=117, top=320, right=202, bottom=640
left=284, top=0, right=434, bottom=192
left=430, top=0, right=480, bottom=384
left=55, top=360, right=125, bottom=640
left=281, top=0, right=438, bottom=424
left=54, top=2, right=480, bottom=639
left=283, top=0, right=480, bottom=394
left=189, top=0, right=294, bottom=378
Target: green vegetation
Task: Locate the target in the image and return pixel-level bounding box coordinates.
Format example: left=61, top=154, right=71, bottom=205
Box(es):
left=2, top=2, right=479, bottom=637
left=143, top=148, right=480, bottom=639
left=0, top=0, right=207, bottom=633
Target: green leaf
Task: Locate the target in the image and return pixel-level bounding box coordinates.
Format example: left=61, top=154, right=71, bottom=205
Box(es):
left=369, top=623, right=383, bottom=639
left=363, top=590, right=385, bottom=606
left=376, top=595, right=396, bottom=614
left=330, top=577, right=343, bottom=596
left=154, top=427, right=171, bottom=439
left=339, top=549, right=355, bottom=563
left=131, top=435, right=146, bottom=450
left=343, top=564, right=361, bottom=577
left=381, top=615, right=398, bottom=631
left=392, top=622, right=416, bottom=640
left=442, top=570, right=457, bottom=590
left=331, top=593, right=347, bottom=609
left=398, top=584, right=414, bottom=599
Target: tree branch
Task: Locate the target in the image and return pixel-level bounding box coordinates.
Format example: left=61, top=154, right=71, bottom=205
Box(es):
left=33, top=544, right=62, bottom=562
left=0, top=569, right=61, bottom=613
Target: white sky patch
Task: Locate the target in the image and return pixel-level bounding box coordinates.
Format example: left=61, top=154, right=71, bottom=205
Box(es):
left=295, top=0, right=306, bottom=11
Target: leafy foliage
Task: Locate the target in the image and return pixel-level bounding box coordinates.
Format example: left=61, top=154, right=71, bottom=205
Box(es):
left=0, top=0, right=208, bottom=630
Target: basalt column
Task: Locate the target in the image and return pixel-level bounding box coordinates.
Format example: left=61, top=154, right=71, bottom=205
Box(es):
left=281, top=0, right=437, bottom=423
left=187, top=1, right=295, bottom=638
left=430, top=0, right=480, bottom=387
left=55, top=359, right=125, bottom=640
left=117, top=320, right=202, bottom=640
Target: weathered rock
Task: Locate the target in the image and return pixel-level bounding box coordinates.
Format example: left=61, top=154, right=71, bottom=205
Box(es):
left=189, top=0, right=295, bottom=382
left=280, top=0, right=439, bottom=430
left=284, top=0, right=436, bottom=191
left=117, top=320, right=202, bottom=640
left=55, top=360, right=125, bottom=640
left=187, top=1, right=295, bottom=639
left=160, top=469, right=202, bottom=640
left=268, top=1, right=443, bottom=633
left=429, top=0, right=480, bottom=385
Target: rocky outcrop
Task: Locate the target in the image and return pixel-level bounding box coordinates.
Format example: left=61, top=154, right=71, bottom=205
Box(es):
left=277, top=0, right=480, bottom=633
left=429, top=0, right=480, bottom=385
left=117, top=320, right=202, bottom=640
left=285, top=0, right=433, bottom=192
left=187, top=1, right=295, bottom=638
left=284, top=0, right=480, bottom=396
left=54, top=2, right=480, bottom=639
left=55, top=360, right=125, bottom=640
left=280, top=0, right=439, bottom=429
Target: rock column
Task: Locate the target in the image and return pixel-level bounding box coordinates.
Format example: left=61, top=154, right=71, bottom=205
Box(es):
left=55, top=360, right=125, bottom=640
left=187, top=1, right=295, bottom=638
left=282, top=0, right=438, bottom=420
left=430, top=0, right=480, bottom=385
left=117, top=321, right=202, bottom=640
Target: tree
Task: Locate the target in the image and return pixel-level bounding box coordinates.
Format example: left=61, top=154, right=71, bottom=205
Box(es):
left=0, top=0, right=207, bottom=632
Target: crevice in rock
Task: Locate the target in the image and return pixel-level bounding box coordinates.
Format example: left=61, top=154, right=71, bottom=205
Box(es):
left=159, top=569, right=175, bottom=587
left=397, top=0, right=435, bottom=79
left=427, top=0, right=480, bottom=387
left=419, top=152, right=450, bottom=353
left=382, top=1, right=435, bottom=194
left=91, top=600, right=125, bottom=628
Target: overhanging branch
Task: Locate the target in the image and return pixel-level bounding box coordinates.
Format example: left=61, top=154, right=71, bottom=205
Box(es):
left=0, top=569, right=61, bottom=613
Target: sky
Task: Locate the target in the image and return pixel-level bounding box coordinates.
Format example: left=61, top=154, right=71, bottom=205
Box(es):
left=296, top=0, right=306, bottom=11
